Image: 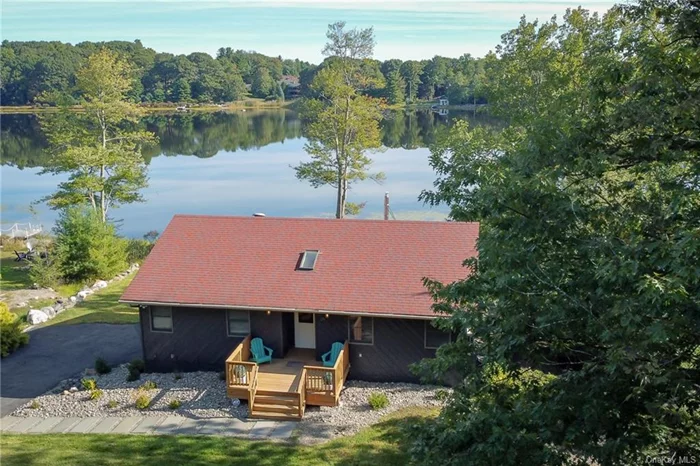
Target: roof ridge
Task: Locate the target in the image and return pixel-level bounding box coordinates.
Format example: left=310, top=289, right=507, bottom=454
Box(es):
left=171, top=214, right=479, bottom=226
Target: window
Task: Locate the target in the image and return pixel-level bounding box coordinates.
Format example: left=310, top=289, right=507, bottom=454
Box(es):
left=299, top=250, right=319, bottom=270
left=150, top=306, right=172, bottom=332
left=348, top=316, right=373, bottom=345
left=227, top=310, right=250, bottom=337
left=298, top=312, right=314, bottom=324
left=425, top=322, right=451, bottom=349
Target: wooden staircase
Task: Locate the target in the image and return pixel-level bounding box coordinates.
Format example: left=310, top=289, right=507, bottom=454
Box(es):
left=250, top=390, right=303, bottom=420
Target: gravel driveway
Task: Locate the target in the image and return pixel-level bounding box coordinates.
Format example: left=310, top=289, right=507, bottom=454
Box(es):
left=0, top=324, right=140, bottom=417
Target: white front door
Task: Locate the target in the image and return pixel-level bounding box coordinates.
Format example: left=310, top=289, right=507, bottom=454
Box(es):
left=294, top=312, right=316, bottom=349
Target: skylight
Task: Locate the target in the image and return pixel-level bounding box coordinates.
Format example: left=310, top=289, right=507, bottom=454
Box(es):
left=299, top=250, right=319, bottom=270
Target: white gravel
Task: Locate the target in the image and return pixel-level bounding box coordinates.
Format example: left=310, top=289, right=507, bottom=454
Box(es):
left=14, top=366, right=447, bottom=443
left=297, top=380, right=448, bottom=444
left=13, top=364, right=248, bottom=419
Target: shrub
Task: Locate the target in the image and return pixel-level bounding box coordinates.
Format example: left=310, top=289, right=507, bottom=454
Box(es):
left=174, top=373, right=182, bottom=381
left=94, top=357, right=111, bottom=375
left=28, top=254, right=61, bottom=288
left=139, top=380, right=157, bottom=390
left=88, top=389, right=103, bottom=400
left=0, top=304, right=29, bottom=357
left=168, top=399, right=182, bottom=410
left=107, top=400, right=118, bottom=408
left=126, top=366, right=141, bottom=382
left=81, top=378, right=97, bottom=391
left=53, top=207, right=127, bottom=282
left=126, top=238, right=154, bottom=263
left=129, top=359, right=146, bottom=373
left=134, top=393, right=150, bottom=410
left=434, top=389, right=450, bottom=402
left=29, top=400, right=40, bottom=409
left=368, top=392, right=389, bottom=410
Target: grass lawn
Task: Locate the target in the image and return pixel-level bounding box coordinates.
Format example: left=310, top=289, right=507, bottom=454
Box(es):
left=0, top=251, right=33, bottom=291
left=0, top=407, right=436, bottom=466
left=45, top=275, right=139, bottom=326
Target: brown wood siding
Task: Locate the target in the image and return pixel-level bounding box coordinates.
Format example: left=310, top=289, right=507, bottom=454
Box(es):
left=141, top=307, right=284, bottom=372
left=315, top=315, right=437, bottom=383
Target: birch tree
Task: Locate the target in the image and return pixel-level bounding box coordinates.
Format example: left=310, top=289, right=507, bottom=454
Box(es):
left=41, top=49, right=156, bottom=222
left=295, top=22, right=384, bottom=218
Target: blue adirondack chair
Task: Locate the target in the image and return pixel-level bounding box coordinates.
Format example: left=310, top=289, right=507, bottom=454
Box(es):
left=322, top=342, right=344, bottom=367
left=250, top=337, right=273, bottom=364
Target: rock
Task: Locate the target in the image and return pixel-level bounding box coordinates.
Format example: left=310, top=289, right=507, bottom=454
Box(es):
left=92, top=280, right=108, bottom=289
left=62, top=390, right=70, bottom=396
left=47, top=288, right=55, bottom=293
left=84, top=368, right=96, bottom=376
left=77, top=290, right=92, bottom=299
left=69, top=296, right=77, bottom=303
left=69, top=387, right=79, bottom=393
left=53, top=303, right=63, bottom=312
left=27, top=309, right=49, bottom=325
left=30, top=283, right=40, bottom=290
left=41, top=306, right=56, bottom=318
left=56, top=299, right=64, bottom=304
left=15, top=302, right=27, bottom=308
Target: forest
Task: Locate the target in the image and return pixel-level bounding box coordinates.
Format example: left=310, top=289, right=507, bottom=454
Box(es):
left=0, top=39, right=487, bottom=106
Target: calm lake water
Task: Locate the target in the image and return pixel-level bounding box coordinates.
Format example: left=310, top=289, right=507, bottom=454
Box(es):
left=1, top=110, right=483, bottom=237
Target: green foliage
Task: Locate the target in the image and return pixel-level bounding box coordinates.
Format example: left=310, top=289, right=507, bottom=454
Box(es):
left=53, top=207, right=128, bottom=282
left=126, top=238, right=154, bottom=263
left=94, top=357, right=111, bottom=375
left=107, top=400, right=118, bottom=408
left=129, top=359, right=146, bottom=373
left=385, top=69, right=406, bottom=105
left=368, top=392, right=389, bottom=410
left=29, top=400, right=40, bottom=409
left=126, top=366, right=141, bottom=382
left=0, top=304, right=29, bottom=357
left=174, top=373, right=182, bottom=381
left=81, top=378, right=97, bottom=391
left=88, top=389, right=103, bottom=400
left=39, top=49, right=156, bottom=222
left=134, top=393, right=151, bottom=410
left=251, top=67, right=275, bottom=99
left=168, top=399, right=182, bottom=410
left=416, top=3, right=700, bottom=464
left=27, top=253, right=61, bottom=289
left=139, top=380, right=157, bottom=390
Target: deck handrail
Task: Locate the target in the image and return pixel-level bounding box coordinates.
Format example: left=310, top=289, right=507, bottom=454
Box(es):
left=303, top=340, right=350, bottom=404
left=298, top=367, right=307, bottom=416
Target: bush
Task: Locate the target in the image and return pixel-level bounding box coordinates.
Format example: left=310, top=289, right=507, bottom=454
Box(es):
left=174, top=373, right=182, bottom=381
left=107, top=400, right=118, bottom=408
left=126, top=366, right=141, bottom=382
left=126, top=238, right=154, bottom=263
left=28, top=254, right=61, bottom=288
left=29, top=400, right=40, bottom=409
left=129, top=359, right=146, bottom=373
left=168, top=399, right=182, bottom=410
left=94, top=357, right=111, bottom=375
left=139, top=380, right=157, bottom=390
left=0, top=303, right=29, bottom=357
left=81, top=378, right=97, bottom=390
left=368, top=392, right=389, bottom=410
left=88, top=389, right=103, bottom=400
left=54, top=207, right=127, bottom=282
left=134, top=393, right=150, bottom=410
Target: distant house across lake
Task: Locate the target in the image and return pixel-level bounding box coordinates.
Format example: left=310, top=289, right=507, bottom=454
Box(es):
left=280, top=75, right=301, bottom=99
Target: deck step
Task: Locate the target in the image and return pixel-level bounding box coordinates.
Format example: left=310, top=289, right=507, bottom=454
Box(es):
left=255, top=390, right=300, bottom=398
left=253, top=403, right=300, bottom=414
left=254, top=395, right=298, bottom=406
left=250, top=410, right=302, bottom=421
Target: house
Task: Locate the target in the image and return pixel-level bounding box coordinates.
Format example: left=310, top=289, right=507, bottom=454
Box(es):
left=279, top=75, right=301, bottom=99
left=438, top=96, right=449, bottom=106
left=120, top=215, right=478, bottom=419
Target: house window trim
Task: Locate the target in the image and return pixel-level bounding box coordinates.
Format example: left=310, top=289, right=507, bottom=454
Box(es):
left=348, top=316, right=374, bottom=346
left=424, top=321, right=452, bottom=349
left=226, top=309, right=251, bottom=338
left=298, top=250, right=320, bottom=270
left=149, top=306, right=173, bottom=333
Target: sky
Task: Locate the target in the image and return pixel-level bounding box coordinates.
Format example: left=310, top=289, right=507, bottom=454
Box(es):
left=1, top=1, right=615, bottom=62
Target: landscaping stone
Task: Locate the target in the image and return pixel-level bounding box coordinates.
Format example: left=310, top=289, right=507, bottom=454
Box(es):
left=26, top=309, right=49, bottom=325
left=42, top=306, right=56, bottom=318
left=249, top=420, right=277, bottom=438
left=67, top=417, right=101, bottom=433
left=69, top=296, right=77, bottom=303
left=76, top=290, right=92, bottom=300
left=92, top=280, right=108, bottom=289
left=48, top=417, right=81, bottom=433
left=111, top=417, right=144, bottom=434
left=151, top=416, right=184, bottom=434
left=27, top=417, right=62, bottom=433
left=270, top=421, right=297, bottom=440
left=130, top=416, right=165, bottom=434
left=6, top=418, right=42, bottom=433
left=172, top=418, right=204, bottom=435
left=0, top=417, right=23, bottom=431
left=90, top=417, right=122, bottom=433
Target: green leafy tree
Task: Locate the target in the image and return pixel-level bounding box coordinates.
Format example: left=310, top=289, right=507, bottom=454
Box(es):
left=400, top=60, right=423, bottom=103
left=251, top=67, right=275, bottom=98
left=295, top=22, right=385, bottom=219
left=54, top=207, right=127, bottom=282
left=172, top=77, right=191, bottom=102
left=40, top=49, right=156, bottom=222
left=415, top=3, right=700, bottom=465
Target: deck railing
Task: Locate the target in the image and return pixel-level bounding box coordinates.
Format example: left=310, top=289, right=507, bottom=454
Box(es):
left=225, top=335, right=258, bottom=399
left=297, top=367, right=307, bottom=416
left=303, top=340, right=350, bottom=406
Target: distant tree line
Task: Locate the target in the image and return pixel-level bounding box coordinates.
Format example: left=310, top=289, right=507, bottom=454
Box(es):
left=1, top=39, right=488, bottom=106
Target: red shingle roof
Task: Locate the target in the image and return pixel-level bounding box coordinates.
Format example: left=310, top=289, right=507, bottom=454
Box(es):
left=120, top=215, right=478, bottom=318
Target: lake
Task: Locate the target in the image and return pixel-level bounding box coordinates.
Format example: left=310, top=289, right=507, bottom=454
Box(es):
left=0, top=109, right=482, bottom=237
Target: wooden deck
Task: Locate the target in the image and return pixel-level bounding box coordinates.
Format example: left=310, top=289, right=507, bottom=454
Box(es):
left=225, top=338, right=350, bottom=420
